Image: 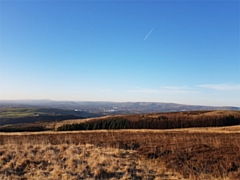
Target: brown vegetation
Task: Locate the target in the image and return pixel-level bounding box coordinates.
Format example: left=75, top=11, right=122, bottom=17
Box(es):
left=1, top=110, right=239, bottom=132
left=0, top=127, right=239, bottom=179
left=56, top=110, right=240, bottom=131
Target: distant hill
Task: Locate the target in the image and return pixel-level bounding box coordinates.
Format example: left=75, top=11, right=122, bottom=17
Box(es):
left=0, top=100, right=239, bottom=115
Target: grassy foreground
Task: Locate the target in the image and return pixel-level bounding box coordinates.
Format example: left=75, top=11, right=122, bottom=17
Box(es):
left=0, top=127, right=240, bottom=180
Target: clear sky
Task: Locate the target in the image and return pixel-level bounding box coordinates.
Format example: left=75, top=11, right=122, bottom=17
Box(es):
left=0, top=0, right=239, bottom=106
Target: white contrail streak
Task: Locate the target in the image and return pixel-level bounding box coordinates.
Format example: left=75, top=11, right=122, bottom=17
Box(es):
left=144, top=27, right=154, bottom=40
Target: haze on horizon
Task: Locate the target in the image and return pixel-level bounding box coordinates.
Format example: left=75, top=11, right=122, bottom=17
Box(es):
left=0, top=1, right=239, bottom=107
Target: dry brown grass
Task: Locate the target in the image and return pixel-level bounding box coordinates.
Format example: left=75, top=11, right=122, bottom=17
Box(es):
left=0, top=127, right=239, bottom=179
left=0, top=140, right=181, bottom=180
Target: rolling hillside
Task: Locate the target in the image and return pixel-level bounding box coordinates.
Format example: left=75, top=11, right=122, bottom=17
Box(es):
left=57, top=110, right=240, bottom=131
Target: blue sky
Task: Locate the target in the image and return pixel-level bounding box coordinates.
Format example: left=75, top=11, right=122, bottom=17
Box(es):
left=0, top=1, right=239, bottom=106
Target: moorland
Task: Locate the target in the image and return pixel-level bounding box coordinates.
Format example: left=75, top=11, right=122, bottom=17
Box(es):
left=0, top=106, right=239, bottom=179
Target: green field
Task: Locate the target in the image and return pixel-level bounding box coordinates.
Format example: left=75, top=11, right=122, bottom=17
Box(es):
left=0, top=107, right=100, bottom=119
left=0, top=107, right=100, bottom=128
left=0, top=107, right=50, bottom=118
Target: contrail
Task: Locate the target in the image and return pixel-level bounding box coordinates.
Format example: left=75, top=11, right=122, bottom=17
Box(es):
left=144, top=27, right=154, bottom=40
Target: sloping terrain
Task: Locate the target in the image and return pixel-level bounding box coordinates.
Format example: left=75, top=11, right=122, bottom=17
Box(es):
left=56, top=110, right=240, bottom=131
left=1, top=110, right=239, bottom=132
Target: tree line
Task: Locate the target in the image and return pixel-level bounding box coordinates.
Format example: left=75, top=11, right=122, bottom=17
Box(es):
left=57, top=115, right=240, bottom=131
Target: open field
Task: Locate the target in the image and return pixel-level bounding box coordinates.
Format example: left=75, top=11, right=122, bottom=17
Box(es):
left=0, top=127, right=239, bottom=180
left=0, top=107, right=79, bottom=118
left=0, top=107, right=99, bottom=127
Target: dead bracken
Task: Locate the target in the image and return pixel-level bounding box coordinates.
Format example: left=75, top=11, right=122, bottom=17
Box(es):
left=0, top=127, right=239, bottom=180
